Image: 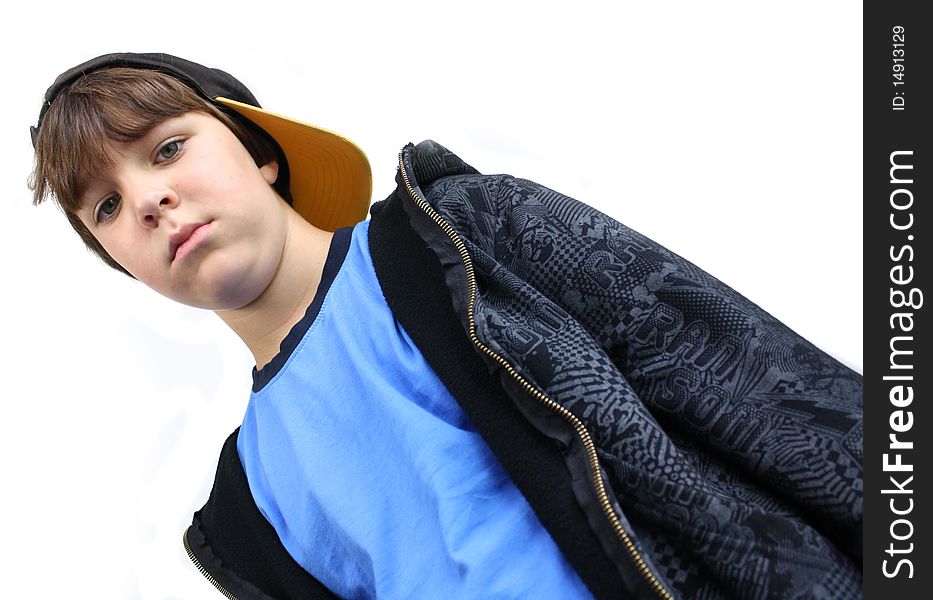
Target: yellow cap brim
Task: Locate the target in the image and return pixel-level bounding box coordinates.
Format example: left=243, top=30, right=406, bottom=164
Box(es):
left=216, top=97, right=372, bottom=232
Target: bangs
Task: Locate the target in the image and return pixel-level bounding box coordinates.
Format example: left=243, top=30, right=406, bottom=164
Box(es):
left=31, top=68, right=220, bottom=213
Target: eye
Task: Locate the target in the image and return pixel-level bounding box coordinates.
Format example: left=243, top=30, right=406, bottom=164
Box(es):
left=156, top=138, right=185, bottom=163
left=94, top=195, right=121, bottom=223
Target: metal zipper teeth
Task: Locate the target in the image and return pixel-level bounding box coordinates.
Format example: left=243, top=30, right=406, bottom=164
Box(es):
left=398, top=152, right=673, bottom=600
left=183, top=528, right=239, bottom=600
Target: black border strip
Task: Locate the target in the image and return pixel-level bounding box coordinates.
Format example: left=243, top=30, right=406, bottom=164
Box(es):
left=864, top=1, right=930, bottom=595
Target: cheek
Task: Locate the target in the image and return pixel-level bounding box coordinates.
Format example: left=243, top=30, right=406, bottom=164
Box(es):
left=93, top=228, right=138, bottom=272
left=186, top=142, right=261, bottom=195
left=94, top=224, right=165, bottom=286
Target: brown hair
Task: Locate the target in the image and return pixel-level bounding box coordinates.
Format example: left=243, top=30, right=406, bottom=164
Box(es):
left=30, top=67, right=289, bottom=276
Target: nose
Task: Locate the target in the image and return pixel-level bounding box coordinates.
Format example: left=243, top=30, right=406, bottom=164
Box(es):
left=132, top=184, right=179, bottom=229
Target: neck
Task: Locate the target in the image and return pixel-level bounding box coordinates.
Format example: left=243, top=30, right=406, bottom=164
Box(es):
left=216, top=208, right=334, bottom=370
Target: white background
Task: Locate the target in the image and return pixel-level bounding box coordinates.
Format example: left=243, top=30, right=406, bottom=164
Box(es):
left=2, top=2, right=861, bottom=598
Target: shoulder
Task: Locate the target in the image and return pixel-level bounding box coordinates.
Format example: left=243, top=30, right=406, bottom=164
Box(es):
left=186, top=429, right=338, bottom=599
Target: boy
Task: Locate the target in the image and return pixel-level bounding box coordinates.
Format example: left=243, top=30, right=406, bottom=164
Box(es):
left=31, top=53, right=863, bottom=599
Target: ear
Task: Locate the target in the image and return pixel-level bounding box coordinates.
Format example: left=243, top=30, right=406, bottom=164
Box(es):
left=259, top=160, right=279, bottom=185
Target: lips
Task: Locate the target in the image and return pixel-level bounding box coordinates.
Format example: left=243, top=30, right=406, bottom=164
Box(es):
left=170, top=222, right=213, bottom=262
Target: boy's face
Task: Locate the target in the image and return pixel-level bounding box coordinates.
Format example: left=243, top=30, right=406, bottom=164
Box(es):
left=75, top=111, right=287, bottom=310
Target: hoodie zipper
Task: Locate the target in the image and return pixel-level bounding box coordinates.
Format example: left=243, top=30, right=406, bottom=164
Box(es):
left=183, top=528, right=240, bottom=600
left=398, top=150, right=673, bottom=600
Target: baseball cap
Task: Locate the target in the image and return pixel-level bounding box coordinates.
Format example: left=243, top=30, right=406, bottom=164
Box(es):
left=31, top=52, right=372, bottom=232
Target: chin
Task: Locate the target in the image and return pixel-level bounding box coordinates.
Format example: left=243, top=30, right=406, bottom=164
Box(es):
left=153, top=244, right=280, bottom=310
left=188, top=262, right=275, bottom=311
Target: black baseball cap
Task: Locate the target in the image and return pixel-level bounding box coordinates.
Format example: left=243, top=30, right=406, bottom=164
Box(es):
left=32, top=52, right=372, bottom=231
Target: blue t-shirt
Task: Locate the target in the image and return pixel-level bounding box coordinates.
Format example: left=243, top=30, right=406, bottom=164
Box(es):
left=238, top=222, right=592, bottom=599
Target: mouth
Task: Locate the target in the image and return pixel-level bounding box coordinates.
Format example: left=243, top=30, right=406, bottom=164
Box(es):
left=170, top=222, right=214, bottom=263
